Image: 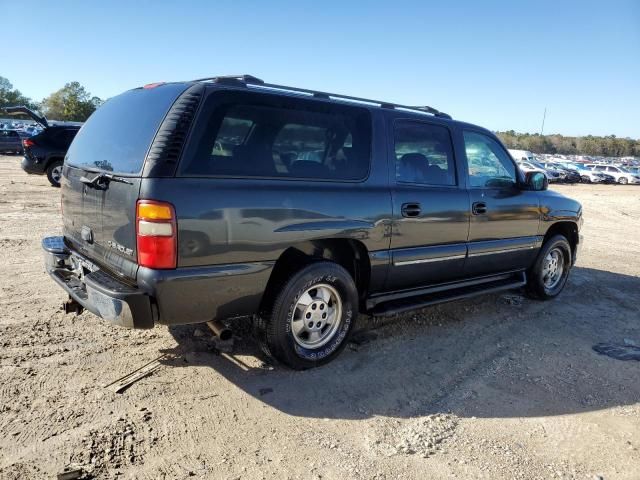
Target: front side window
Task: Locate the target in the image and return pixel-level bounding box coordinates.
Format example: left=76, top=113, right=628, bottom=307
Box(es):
left=180, top=93, right=371, bottom=181
left=393, top=121, right=456, bottom=186
left=463, top=131, right=517, bottom=188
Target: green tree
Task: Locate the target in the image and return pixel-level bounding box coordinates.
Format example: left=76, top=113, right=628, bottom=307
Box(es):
left=40, top=82, right=103, bottom=122
left=0, top=75, right=39, bottom=117
left=497, top=130, right=639, bottom=157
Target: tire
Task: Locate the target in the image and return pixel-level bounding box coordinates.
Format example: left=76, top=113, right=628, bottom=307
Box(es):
left=619, top=177, right=628, bottom=185
left=526, top=234, right=572, bottom=300
left=257, top=261, right=358, bottom=369
left=46, top=160, right=63, bottom=187
left=580, top=175, right=591, bottom=183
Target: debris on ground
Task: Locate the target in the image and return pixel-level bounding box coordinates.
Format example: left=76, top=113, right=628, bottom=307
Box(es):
left=103, top=355, right=167, bottom=393
left=56, top=466, right=84, bottom=480
left=500, top=294, right=524, bottom=306
left=369, top=414, right=459, bottom=458
left=593, top=343, right=640, bottom=361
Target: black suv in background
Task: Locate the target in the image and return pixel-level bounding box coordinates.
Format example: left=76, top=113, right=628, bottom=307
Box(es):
left=4, top=106, right=80, bottom=187
left=42, top=75, right=583, bottom=369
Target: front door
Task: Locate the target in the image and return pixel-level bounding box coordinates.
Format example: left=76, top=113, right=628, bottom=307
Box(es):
left=386, top=119, right=469, bottom=291
left=461, top=130, right=541, bottom=277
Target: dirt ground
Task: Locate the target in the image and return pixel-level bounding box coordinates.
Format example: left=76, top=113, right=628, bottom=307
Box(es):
left=1, top=154, right=639, bottom=480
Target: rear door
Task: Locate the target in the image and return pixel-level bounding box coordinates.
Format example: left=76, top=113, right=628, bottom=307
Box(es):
left=386, top=118, right=469, bottom=291
left=62, top=83, right=189, bottom=280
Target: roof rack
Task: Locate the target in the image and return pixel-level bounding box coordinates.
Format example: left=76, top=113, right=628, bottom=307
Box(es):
left=193, top=75, right=452, bottom=120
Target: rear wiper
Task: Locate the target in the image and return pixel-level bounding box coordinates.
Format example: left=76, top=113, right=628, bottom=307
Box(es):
left=79, top=172, right=133, bottom=190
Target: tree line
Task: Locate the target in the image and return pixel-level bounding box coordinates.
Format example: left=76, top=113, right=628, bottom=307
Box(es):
left=496, top=130, right=639, bottom=158
left=0, top=75, right=102, bottom=122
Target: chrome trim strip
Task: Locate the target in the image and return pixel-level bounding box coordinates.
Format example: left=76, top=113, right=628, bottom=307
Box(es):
left=467, top=245, right=536, bottom=257
left=394, top=254, right=467, bottom=266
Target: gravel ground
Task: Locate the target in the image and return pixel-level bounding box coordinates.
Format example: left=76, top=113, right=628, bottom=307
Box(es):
left=0, top=154, right=639, bottom=480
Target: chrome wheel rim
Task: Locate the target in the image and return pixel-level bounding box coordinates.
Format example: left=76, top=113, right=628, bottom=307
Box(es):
left=542, top=247, right=564, bottom=289
left=51, top=165, right=63, bottom=183
left=291, top=283, right=342, bottom=349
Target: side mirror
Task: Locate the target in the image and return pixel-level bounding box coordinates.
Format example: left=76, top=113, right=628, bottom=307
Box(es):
left=523, top=171, right=548, bottom=191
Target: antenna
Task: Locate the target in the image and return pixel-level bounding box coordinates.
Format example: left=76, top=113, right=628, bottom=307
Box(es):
left=540, top=107, right=547, bottom=135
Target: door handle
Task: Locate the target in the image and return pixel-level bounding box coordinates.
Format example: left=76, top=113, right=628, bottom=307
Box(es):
left=401, top=202, right=422, bottom=217
left=472, top=201, right=487, bottom=215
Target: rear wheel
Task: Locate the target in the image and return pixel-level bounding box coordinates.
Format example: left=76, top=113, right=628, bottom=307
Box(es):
left=257, top=261, right=358, bottom=369
left=526, top=235, right=572, bottom=300
left=46, top=160, right=63, bottom=187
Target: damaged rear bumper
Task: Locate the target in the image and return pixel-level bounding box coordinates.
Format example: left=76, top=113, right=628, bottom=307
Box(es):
left=42, top=236, right=155, bottom=328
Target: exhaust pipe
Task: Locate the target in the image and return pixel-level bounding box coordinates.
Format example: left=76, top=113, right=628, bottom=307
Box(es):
left=206, top=320, right=233, bottom=341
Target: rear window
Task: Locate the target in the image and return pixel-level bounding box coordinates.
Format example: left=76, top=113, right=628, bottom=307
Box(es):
left=65, top=84, right=187, bottom=174
left=179, top=91, right=371, bottom=181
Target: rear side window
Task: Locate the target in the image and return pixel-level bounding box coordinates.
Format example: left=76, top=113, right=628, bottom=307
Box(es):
left=394, top=121, right=456, bottom=186
left=66, top=84, right=187, bottom=174
left=179, top=91, right=371, bottom=181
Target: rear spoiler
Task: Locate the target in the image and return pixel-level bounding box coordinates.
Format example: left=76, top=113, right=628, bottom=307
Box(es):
left=3, top=106, right=49, bottom=128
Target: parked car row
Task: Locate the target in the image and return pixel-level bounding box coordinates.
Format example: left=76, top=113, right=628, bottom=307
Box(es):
left=585, top=163, right=640, bottom=184
left=508, top=149, right=639, bottom=185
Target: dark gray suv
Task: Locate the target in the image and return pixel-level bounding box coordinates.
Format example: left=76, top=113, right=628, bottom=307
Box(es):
left=42, top=75, right=583, bottom=369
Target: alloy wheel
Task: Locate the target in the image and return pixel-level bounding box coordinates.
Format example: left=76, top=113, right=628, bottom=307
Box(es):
left=291, top=283, right=342, bottom=349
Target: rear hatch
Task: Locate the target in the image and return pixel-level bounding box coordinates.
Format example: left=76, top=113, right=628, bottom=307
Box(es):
left=61, top=83, right=189, bottom=281
left=3, top=105, right=49, bottom=128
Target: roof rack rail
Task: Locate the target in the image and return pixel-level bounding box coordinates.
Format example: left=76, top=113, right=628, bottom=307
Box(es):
left=193, top=75, right=452, bottom=120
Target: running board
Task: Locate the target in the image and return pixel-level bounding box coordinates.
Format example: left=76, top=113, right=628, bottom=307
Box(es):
left=369, top=271, right=527, bottom=317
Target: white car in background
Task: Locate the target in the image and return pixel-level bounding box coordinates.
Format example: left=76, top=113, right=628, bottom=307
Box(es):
left=516, top=160, right=552, bottom=181
left=586, top=164, right=640, bottom=184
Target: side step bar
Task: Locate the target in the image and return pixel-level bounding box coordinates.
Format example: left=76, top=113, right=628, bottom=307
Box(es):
left=369, top=271, right=527, bottom=317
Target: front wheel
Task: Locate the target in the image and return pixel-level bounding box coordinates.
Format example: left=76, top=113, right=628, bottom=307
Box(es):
left=619, top=177, right=628, bottom=185
left=257, top=261, right=358, bottom=369
left=526, top=235, right=572, bottom=300
left=46, top=160, right=63, bottom=187
left=581, top=175, right=591, bottom=183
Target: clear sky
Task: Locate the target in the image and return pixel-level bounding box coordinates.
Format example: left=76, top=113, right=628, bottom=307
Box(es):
left=2, top=0, right=639, bottom=138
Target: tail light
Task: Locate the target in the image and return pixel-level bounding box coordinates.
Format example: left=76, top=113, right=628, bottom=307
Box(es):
left=23, top=138, right=35, bottom=148
left=136, top=200, right=177, bottom=269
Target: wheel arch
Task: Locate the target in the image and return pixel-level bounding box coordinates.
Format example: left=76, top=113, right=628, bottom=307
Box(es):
left=45, top=155, right=64, bottom=169
left=542, top=221, right=579, bottom=259
left=259, top=238, right=371, bottom=315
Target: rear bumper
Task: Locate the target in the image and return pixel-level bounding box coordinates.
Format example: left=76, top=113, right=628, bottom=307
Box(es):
left=43, top=237, right=155, bottom=328
left=21, top=155, right=46, bottom=175
left=43, top=236, right=274, bottom=329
